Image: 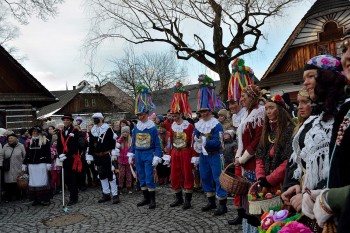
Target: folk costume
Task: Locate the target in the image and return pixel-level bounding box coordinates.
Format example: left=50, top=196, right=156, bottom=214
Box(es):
left=128, top=84, right=162, bottom=209
left=23, top=127, right=52, bottom=205
left=86, top=112, right=119, bottom=204
left=235, top=85, right=264, bottom=233
left=56, top=113, right=81, bottom=205
left=227, top=58, right=255, bottom=226
left=166, top=81, right=196, bottom=210
left=193, top=75, right=228, bottom=216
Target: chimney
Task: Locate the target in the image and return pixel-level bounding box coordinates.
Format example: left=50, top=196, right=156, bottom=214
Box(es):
left=73, top=86, right=76, bottom=90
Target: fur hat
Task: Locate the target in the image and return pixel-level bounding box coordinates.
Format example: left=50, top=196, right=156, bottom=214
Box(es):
left=92, top=112, right=104, bottom=119
left=121, top=126, right=130, bottom=133
left=224, top=130, right=234, bottom=138
left=76, top=116, right=83, bottom=122
left=0, top=128, right=6, bottom=137
left=61, top=113, right=74, bottom=121
left=218, top=109, right=228, bottom=118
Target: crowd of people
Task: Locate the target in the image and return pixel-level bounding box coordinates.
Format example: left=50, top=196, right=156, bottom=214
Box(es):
left=0, top=29, right=350, bottom=233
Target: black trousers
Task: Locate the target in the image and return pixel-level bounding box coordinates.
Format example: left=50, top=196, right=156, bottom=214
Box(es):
left=94, top=154, right=113, bottom=181
left=64, top=168, right=78, bottom=201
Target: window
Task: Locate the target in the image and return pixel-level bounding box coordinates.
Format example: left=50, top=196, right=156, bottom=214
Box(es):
left=85, top=99, right=89, bottom=107
left=92, top=99, right=96, bottom=106
left=317, top=44, right=330, bottom=55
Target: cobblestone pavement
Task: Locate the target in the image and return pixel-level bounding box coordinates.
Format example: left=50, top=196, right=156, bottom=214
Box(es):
left=0, top=185, right=243, bottom=233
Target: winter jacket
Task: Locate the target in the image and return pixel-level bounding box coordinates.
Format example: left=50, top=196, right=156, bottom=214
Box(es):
left=0, top=142, right=26, bottom=183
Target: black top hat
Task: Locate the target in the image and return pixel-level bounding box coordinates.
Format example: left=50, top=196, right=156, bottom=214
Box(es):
left=61, top=113, right=74, bottom=121
left=29, top=126, right=42, bottom=136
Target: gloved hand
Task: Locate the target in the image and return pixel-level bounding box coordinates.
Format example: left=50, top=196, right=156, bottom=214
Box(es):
left=113, top=133, right=118, bottom=140
left=258, top=177, right=272, bottom=188
left=162, top=154, right=171, bottom=166
left=111, top=148, right=119, bottom=156
left=46, top=164, right=51, bottom=171
left=238, top=150, right=254, bottom=164
left=115, top=142, right=121, bottom=149
left=152, top=156, right=162, bottom=167
left=201, top=136, right=207, bottom=147
left=313, top=189, right=333, bottom=227
left=86, top=154, right=94, bottom=165
left=302, top=189, right=322, bottom=219
left=191, top=156, right=200, bottom=166
left=127, top=152, right=134, bottom=165
left=193, top=136, right=203, bottom=153
left=22, top=164, right=27, bottom=172
left=59, top=154, right=67, bottom=162
left=111, top=155, right=118, bottom=161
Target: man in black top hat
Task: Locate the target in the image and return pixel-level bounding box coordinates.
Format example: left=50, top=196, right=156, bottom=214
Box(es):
left=56, top=113, right=81, bottom=205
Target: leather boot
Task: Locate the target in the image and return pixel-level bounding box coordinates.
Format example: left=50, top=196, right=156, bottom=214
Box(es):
left=137, top=190, right=150, bottom=206
left=170, top=192, right=184, bottom=207
left=149, top=191, right=156, bottom=209
left=201, top=196, right=217, bottom=211
left=228, top=208, right=244, bottom=225
left=98, top=193, right=111, bottom=203
left=112, top=195, right=120, bottom=204
left=213, top=198, right=228, bottom=216
left=182, top=192, right=192, bottom=210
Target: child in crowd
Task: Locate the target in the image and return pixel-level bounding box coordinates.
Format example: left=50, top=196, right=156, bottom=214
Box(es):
left=117, top=126, right=133, bottom=194
left=223, top=130, right=237, bottom=168
left=50, top=135, right=61, bottom=194
left=157, top=122, right=171, bottom=185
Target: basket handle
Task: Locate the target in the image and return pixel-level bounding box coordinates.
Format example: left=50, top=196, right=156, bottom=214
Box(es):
left=248, top=181, right=261, bottom=194
left=223, top=162, right=236, bottom=173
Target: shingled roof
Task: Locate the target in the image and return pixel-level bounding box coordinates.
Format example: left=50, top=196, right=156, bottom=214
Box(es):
left=303, top=0, right=350, bottom=19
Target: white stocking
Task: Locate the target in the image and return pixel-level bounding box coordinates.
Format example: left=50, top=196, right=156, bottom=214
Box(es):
left=101, top=178, right=110, bottom=194
left=109, top=179, right=118, bottom=196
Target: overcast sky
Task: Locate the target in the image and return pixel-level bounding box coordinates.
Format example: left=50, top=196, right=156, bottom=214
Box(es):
left=9, top=0, right=315, bottom=91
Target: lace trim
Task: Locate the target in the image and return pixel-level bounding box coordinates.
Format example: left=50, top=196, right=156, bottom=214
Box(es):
left=136, top=120, right=155, bottom=131
left=91, top=123, right=109, bottom=137
left=194, top=117, right=220, bottom=134
left=171, top=120, right=190, bottom=132
left=236, top=105, right=265, bottom=158
left=291, top=113, right=333, bottom=190
left=232, top=107, right=247, bottom=128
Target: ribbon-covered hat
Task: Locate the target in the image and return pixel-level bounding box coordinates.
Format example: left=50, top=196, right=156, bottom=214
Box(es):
left=197, top=74, right=225, bottom=111
left=135, top=84, right=156, bottom=115
left=170, top=81, right=192, bottom=116
left=267, top=94, right=288, bottom=110
left=242, top=84, right=261, bottom=99
left=228, top=58, right=254, bottom=102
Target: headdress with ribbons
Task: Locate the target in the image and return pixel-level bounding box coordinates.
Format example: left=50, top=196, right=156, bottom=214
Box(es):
left=134, top=84, right=156, bottom=115
left=197, top=74, right=225, bottom=111
left=170, top=81, right=192, bottom=116
left=228, top=58, right=254, bottom=102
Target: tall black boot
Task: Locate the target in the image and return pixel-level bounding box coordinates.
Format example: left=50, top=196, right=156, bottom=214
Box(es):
left=201, top=196, right=217, bottom=211
left=170, top=192, right=184, bottom=207
left=182, top=192, right=192, bottom=210
left=149, top=191, right=156, bottom=209
left=213, top=198, right=228, bottom=216
left=137, top=190, right=150, bottom=206
left=228, top=208, right=244, bottom=225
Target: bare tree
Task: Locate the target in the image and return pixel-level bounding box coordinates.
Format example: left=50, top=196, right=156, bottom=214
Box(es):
left=109, top=46, right=188, bottom=98
left=2, top=0, right=64, bottom=24
left=85, top=0, right=301, bottom=101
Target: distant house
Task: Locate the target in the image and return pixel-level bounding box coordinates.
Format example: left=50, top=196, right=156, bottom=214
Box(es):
left=37, top=81, right=127, bottom=127
left=0, top=45, right=57, bottom=130
left=100, top=81, right=134, bottom=114
left=259, top=0, right=350, bottom=102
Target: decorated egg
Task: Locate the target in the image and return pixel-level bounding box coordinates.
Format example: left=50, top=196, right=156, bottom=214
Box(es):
left=248, top=194, right=253, bottom=201
left=261, top=216, right=274, bottom=230
left=275, top=190, right=281, bottom=195
left=273, top=210, right=289, bottom=222
left=251, top=196, right=257, bottom=201
left=258, top=192, right=264, bottom=198
left=265, top=193, right=273, bottom=199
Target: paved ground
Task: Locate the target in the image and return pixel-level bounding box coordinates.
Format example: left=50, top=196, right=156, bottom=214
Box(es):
left=0, top=185, right=243, bottom=233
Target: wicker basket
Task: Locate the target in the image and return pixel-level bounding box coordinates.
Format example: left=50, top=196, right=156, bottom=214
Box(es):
left=248, top=181, right=282, bottom=215
left=16, top=174, right=29, bottom=190
left=219, top=163, right=249, bottom=195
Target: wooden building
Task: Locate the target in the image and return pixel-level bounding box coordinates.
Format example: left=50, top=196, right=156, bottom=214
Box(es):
left=0, top=45, right=57, bottom=130
left=259, top=0, right=350, bottom=101
left=37, top=81, right=127, bottom=127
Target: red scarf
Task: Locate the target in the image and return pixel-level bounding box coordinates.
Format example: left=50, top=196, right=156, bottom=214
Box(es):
left=60, top=129, right=82, bottom=172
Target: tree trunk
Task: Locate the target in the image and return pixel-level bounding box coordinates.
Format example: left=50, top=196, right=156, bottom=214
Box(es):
left=216, top=59, right=231, bottom=104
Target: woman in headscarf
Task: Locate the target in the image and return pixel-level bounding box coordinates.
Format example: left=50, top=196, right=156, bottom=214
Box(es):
left=22, top=126, right=52, bottom=206
left=234, top=84, right=265, bottom=233
left=281, top=55, right=346, bottom=231
left=0, top=133, right=26, bottom=201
